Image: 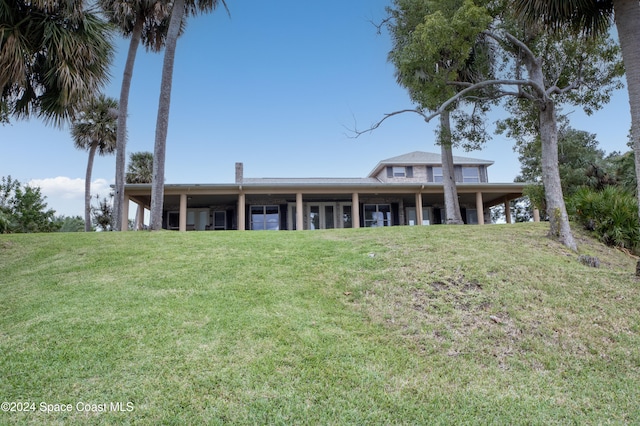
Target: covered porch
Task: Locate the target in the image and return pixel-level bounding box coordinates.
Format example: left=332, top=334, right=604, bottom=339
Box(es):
left=123, top=182, right=531, bottom=231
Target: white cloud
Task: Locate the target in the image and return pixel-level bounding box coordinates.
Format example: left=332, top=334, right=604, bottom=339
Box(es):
left=28, top=177, right=113, bottom=217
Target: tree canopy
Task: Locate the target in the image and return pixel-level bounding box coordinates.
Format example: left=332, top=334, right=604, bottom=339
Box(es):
left=0, top=176, right=58, bottom=233
left=0, top=0, right=114, bottom=125
left=383, top=0, right=623, bottom=250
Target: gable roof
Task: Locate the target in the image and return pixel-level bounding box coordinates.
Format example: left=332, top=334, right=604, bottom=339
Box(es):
left=368, top=151, right=494, bottom=177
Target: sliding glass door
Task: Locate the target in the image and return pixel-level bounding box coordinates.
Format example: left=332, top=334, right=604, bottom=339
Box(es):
left=250, top=205, right=280, bottom=230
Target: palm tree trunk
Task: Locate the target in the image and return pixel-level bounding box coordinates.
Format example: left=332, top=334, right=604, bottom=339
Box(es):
left=113, top=15, right=144, bottom=232
left=150, top=0, right=185, bottom=230
left=85, top=143, right=98, bottom=232
left=539, top=100, right=577, bottom=251
left=613, top=0, right=640, bottom=221
left=439, top=110, right=464, bottom=224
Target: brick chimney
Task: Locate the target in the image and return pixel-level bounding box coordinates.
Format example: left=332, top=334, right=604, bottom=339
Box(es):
left=235, top=162, right=243, bottom=183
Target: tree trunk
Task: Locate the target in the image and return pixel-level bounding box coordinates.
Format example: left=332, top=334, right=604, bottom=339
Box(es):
left=539, top=100, right=577, bottom=251
left=113, top=16, right=144, bottom=232
left=150, top=0, right=185, bottom=230
left=84, top=143, right=98, bottom=232
left=439, top=110, right=464, bottom=224
left=613, top=0, right=640, bottom=221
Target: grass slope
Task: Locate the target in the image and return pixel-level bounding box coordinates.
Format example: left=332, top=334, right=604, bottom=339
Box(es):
left=1, top=223, right=639, bottom=424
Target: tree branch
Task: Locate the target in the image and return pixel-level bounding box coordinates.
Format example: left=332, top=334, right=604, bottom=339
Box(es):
left=547, top=80, right=581, bottom=96
left=348, top=78, right=537, bottom=138
left=429, top=79, right=532, bottom=120
left=347, top=108, right=428, bottom=138
left=502, top=31, right=538, bottom=63
left=369, top=16, right=393, bottom=35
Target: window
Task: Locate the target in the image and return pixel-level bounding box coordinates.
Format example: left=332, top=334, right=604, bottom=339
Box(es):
left=167, top=212, right=179, bottom=229
left=432, top=167, right=443, bottom=182
left=251, top=205, right=279, bottom=230
left=387, top=166, right=413, bottom=178
left=364, top=204, right=392, bottom=227
left=462, top=167, right=480, bottom=183
left=466, top=209, right=478, bottom=224
left=213, top=211, right=226, bottom=230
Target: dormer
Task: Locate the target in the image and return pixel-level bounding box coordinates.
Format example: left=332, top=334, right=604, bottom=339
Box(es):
left=368, top=151, right=494, bottom=183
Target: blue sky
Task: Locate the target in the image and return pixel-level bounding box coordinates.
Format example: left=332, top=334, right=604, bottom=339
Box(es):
left=0, top=0, right=632, bottom=218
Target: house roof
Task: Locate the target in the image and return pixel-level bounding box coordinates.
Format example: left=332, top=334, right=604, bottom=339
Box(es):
left=242, top=177, right=380, bottom=185
left=368, top=151, right=494, bottom=177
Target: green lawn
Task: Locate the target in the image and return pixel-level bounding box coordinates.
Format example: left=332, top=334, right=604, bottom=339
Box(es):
left=1, top=223, right=639, bottom=424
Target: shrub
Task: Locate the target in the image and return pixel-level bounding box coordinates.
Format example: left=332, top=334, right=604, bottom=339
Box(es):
left=568, top=186, right=640, bottom=253
left=0, top=176, right=58, bottom=233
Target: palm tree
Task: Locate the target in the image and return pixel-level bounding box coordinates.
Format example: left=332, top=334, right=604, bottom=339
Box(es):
left=126, top=151, right=153, bottom=230
left=149, top=0, right=228, bottom=230
left=71, top=95, right=118, bottom=231
left=98, top=0, right=171, bottom=231
left=514, top=0, right=640, bottom=220
left=126, top=151, right=153, bottom=184
left=0, top=0, right=113, bottom=126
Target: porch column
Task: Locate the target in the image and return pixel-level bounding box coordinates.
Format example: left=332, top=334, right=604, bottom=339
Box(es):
left=352, top=192, right=360, bottom=229
left=296, top=192, right=304, bottom=231
left=475, top=192, right=485, bottom=225
left=135, top=202, right=145, bottom=230
left=533, top=208, right=541, bottom=222
left=121, top=195, right=130, bottom=231
left=415, top=192, right=423, bottom=226
left=504, top=197, right=512, bottom=224
left=238, top=192, right=246, bottom=230
left=179, top=193, right=187, bottom=232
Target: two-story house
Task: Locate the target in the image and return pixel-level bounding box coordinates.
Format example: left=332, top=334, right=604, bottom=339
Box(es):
left=122, top=151, right=527, bottom=231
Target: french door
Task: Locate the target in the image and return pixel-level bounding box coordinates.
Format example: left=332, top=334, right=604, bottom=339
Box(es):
left=308, top=203, right=335, bottom=230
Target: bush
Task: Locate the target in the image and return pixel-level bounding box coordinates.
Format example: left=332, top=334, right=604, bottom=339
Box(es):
left=568, top=186, right=640, bottom=252
left=0, top=176, right=58, bottom=233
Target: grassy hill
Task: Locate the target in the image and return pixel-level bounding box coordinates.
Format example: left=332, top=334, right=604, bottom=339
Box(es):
left=1, top=223, right=639, bottom=424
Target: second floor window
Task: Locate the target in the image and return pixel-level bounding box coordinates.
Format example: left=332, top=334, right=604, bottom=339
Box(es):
left=388, top=166, right=413, bottom=178
left=463, top=167, right=480, bottom=183
left=432, top=167, right=443, bottom=182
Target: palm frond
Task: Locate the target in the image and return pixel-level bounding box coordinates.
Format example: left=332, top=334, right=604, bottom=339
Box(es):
left=514, top=0, right=614, bottom=37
